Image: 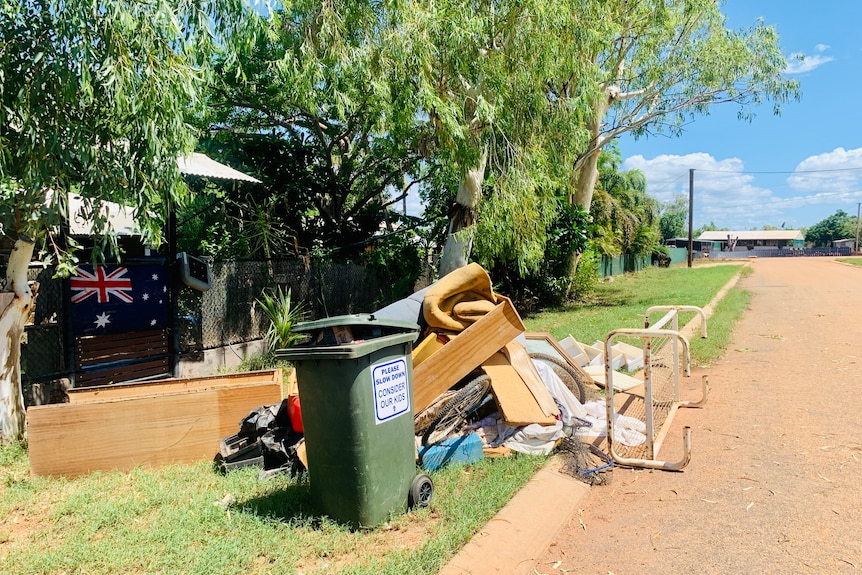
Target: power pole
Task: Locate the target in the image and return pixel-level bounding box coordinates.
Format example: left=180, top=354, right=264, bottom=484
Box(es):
left=687, top=169, right=694, bottom=268
left=856, top=202, right=861, bottom=254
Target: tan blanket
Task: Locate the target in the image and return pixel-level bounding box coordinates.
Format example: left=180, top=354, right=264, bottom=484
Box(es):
left=423, top=263, right=498, bottom=331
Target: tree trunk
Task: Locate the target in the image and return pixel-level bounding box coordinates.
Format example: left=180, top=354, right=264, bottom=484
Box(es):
left=573, top=147, right=602, bottom=212
left=0, top=238, right=35, bottom=443
left=563, top=89, right=614, bottom=295
left=438, top=153, right=487, bottom=277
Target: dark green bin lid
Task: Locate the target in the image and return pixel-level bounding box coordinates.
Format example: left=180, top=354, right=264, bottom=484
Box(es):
left=275, top=314, right=419, bottom=360
left=289, top=313, right=419, bottom=334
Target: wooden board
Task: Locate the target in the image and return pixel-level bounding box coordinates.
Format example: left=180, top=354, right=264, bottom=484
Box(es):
left=502, top=341, right=559, bottom=417
left=412, top=333, right=448, bottom=368
left=413, top=296, right=525, bottom=413
left=482, top=352, right=557, bottom=426
left=67, top=369, right=283, bottom=403
left=583, top=365, right=643, bottom=392
left=28, top=376, right=282, bottom=477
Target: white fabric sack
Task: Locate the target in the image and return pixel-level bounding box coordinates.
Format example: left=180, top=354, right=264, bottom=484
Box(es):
left=503, top=420, right=565, bottom=455
left=575, top=399, right=647, bottom=446
left=532, top=359, right=588, bottom=427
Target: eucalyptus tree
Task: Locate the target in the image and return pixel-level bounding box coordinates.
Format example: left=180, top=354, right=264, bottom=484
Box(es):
left=398, top=0, right=797, bottom=276
left=567, top=0, right=799, bottom=212
left=201, top=1, right=430, bottom=259
left=396, top=0, right=592, bottom=275
left=660, top=195, right=690, bottom=242
left=0, top=0, right=245, bottom=442
left=805, top=210, right=855, bottom=247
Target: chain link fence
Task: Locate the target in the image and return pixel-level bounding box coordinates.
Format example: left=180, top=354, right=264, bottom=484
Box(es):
left=13, top=259, right=386, bottom=398
left=20, top=267, right=68, bottom=400
left=178, top=258, right=385, bottom=355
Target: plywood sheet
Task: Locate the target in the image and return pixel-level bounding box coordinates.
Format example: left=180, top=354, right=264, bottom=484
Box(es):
left=482, top=353, right=556, bottom=426
left=583, top=365, right=643, bottom=392
left=502, top=341, right=559, bottom=417
left=29, top=380, right=282, bottom=477
left=413, top=296, right=524, bottom=413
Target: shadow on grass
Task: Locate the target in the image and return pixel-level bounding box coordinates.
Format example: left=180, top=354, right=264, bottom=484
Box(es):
left=524, top=286, right=637, bottom=317
left=237, top=474, right=330, bottom=526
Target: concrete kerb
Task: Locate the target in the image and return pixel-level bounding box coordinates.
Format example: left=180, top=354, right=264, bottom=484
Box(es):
left=437, top=264, right=748, bottom=575
left=437, top=456, right=590, bottom=575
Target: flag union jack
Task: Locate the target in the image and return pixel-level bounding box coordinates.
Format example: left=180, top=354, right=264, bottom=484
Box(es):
left=71, top=266, right=134, bottom=304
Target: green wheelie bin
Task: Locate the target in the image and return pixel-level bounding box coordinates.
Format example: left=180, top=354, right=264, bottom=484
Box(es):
left=276, top=314, right=432, bottom=528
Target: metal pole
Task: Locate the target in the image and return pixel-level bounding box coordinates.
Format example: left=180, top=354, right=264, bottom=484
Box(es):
left=687, top=169, right=694, bottom=268
left=855, top=202, right=861, bottom=254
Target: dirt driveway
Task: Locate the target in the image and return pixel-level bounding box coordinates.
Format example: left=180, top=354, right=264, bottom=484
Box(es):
left=538, top=257, right=862, bottom=575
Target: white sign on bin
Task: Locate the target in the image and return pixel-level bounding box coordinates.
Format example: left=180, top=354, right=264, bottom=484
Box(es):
left=372, top=357, right=410, bottom=424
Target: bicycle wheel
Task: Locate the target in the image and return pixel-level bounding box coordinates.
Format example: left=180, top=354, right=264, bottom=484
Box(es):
left=421, top=374, right=492, bottom=447
left=529, top=352, right=587, bottom=404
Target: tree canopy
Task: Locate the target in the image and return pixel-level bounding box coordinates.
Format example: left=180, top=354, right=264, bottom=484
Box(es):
left=805, top=210, right=855, bottom=247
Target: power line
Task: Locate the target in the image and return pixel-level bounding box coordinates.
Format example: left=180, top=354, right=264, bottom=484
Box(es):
left=696, top=166, right=862, bottom=175
left=646, top=172, right=690, bottom=197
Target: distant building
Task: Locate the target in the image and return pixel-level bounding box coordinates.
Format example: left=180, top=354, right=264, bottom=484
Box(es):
left=697, top=230, right=805, bottom=251
left=832, top=238, right=856, bottom=250
left=664, top=238, right=715, bottom=252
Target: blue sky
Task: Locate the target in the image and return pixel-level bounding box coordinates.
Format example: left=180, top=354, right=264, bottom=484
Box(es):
left=620, top=0, right=862, bottom=231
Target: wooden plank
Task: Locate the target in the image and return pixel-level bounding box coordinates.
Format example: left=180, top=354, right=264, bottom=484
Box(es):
left=482, top=352, right=556, bottom=426
left=412, top=333, right=448, bottom=368
left=583, top=365, right=643, bottom=392
left=502, top=341, right=559, bottom=417
left=76, top=330, right=167, bottom=359
left=28, top=381, right=282, bottom=477
left=413, top=296, right=525, bottom=413
left=68, top=369, right=283, bottom=403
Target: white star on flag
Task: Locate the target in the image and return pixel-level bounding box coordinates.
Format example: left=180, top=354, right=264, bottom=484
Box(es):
left=94, top=312, right=111, bottom=328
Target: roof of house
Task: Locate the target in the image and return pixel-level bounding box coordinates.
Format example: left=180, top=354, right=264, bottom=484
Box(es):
left=69, top=153, right=259, bottom=236
left=176, top=152, right=261, bottom=184
left=697, top=230, right=805, bottom=242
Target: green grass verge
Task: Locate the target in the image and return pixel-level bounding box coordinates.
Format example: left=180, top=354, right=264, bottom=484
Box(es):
left=1, top=263, right=751, bottom=574
left=0, top=442, right=544, bottom=575
left=836, top=257, right=862, bottom=267
left=523, top=264, right=748, bottom=366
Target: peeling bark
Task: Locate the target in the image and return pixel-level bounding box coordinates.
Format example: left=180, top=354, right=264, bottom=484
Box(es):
left=0, top=238, right=35, bottom=443
left=438, top=154, right=487, bottom=277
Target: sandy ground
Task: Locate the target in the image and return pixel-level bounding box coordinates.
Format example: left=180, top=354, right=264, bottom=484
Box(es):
left=536, top=257, right=862, bottom=575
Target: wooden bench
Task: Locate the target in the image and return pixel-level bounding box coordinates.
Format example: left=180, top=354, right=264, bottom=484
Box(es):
left=74, top=328, right=170, bottom=387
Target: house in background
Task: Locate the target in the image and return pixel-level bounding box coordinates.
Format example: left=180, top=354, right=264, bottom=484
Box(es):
left=697, top=230, right=805, bottom=252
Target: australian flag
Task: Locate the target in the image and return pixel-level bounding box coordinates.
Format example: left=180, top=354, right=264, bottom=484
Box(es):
left=70, top=264, right=169, bottom=337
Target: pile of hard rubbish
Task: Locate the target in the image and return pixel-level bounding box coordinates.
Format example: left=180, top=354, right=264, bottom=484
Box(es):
left=225, top=263, right=624, bottom=480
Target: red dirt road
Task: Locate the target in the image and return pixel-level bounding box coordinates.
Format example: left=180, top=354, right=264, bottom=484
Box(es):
left=538, top=257, right=862, bottom=575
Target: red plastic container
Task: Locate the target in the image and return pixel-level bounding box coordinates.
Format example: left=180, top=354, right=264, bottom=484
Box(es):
left=288, top=394, right=303, bottom=433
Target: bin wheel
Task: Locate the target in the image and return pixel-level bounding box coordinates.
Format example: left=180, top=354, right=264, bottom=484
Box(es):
left=421, top=374, right=492, bottom=447
left=528, top=352, right=587, bottom=404
left=409, top=473, right=434, bottom=508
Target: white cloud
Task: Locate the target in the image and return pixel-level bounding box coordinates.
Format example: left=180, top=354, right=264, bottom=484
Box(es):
left=787, top=147, right=862, bottom=203
left=623, top=152, right=781, bottom=228
left=815, top=43, right=831, bottom=53
left=785, top=51, right=833, bottom=74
